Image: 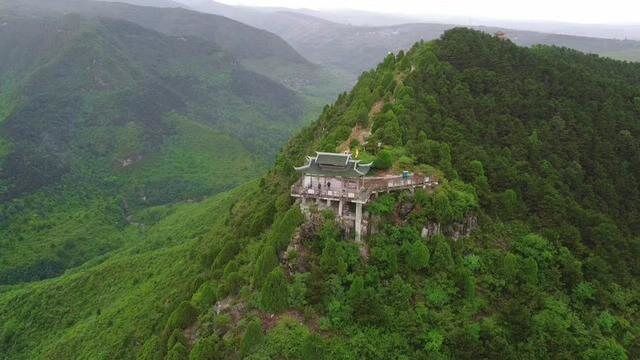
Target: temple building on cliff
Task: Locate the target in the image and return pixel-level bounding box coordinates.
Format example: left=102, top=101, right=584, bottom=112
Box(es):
left=291, top=152, right=438, bottom=242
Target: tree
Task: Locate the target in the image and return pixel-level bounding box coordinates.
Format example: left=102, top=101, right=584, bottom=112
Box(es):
left=374, top=149, right=393, bottom=170
left=497, top=189, right=521, bottom=219
left=583, top=339, right=627, bottom=360
left=288, top=273, right=309, bottom=309
left=407, top=240, right=430, bottom=271
left=166, top=342, right=187, bottom=360
left=348, top=275, right=375, bottom=320
left=162, top=302, right=197, bottom=341
left=423, top=330, right=444, bottom=353
left=191, top=283, right=217, bottom=311
left=260, top=268, right=289, bottom=313
left=254, top=245, right=279, bottom=287
left=301, top=334, right=324, bottom=360
left=319, top=239, right=348, bottom=276
left=189, top=336, right=223, bottom=360
left=240, top=319, right=264, bottom=356
left=431, top=236, right=454, bottom=271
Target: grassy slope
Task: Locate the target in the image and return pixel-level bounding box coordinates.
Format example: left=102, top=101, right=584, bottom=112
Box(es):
left=0, top=185, right=245, bottom=359
left=0, top=114, right=264, bottom=284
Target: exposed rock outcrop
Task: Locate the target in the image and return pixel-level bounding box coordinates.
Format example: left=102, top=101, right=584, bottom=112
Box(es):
left=421, top=214, right=478, bottom=241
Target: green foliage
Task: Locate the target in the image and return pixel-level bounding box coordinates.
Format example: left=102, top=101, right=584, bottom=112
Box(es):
left=431, top=236, right=454, bottom=271
left=164, top=302, right=197, bottom=340
left=373, top=149, right=394, bottom=170
left=191, top=283, right=217, bottom=311
left=583, top=339, right=628, bottom=360
left=319, top=239, right=349, bottom=276
left=288, top=273, right=309, bottom=309
left=253, top=245, right=279, bottom=287
left=243, top=28, right=640, bottom=359
left=260, top=268, right=289, bottom=313
left=424, top=330, right=445, bottom=352
left=368, top=194, right=397, bottom=216
left=189, top=335, right=222, bottom=360
left=430, top=181, right=478, bottom=223
left=167, top=328, right=187, bottom=351
left=246, top=319, right=313, bottom=359
left=240, top=319, right=264, bottom=356
left=574, top=282, right=597, bottom=303
left=0, top=186, right=245, bottom=359
left=406, top=240, right=430, bottom=271
left=0, top=8, right=328, bottom=285
left=166, top=342, right=188, bottom=360
left=266, top=207, right=305, bottom=252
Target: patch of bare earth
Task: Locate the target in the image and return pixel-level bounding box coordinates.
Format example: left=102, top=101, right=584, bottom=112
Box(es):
left=260, top=310, right=324, bottom=334
left=183, top=322, right=199, bottom=348
left=214, top=296, right=246, bottom=323
left=369, top=99, right=385, bottom=118
left=337, top=124, right=372, bottom=152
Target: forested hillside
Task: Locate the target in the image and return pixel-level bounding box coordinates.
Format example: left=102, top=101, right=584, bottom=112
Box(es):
left=2, top=28, right=638, bottom=359
left=0, top=10, right=315, bottom=285
left=0, top=0, right=347, bottom=100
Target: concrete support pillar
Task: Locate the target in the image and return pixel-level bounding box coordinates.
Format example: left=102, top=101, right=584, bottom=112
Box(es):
left=338, top=199, right=344, bottom=218
left=327, top=198, right=332, bottom=207
left=355, top=202, right=363, bottom=243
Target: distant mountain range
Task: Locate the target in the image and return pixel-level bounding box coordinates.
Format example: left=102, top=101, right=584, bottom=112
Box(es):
left=1, top=0, right=347, bottom=97
left=177, top=0, right=640, bottom=81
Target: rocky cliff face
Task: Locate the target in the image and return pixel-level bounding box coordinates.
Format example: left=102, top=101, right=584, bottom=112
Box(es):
left=421, top=214, right=479, bottom=241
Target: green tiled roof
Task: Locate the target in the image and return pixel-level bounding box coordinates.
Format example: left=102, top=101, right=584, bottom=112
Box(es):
left=294, top=152, right=372, bottom=177
left=316, top=152, right=350, bottom=166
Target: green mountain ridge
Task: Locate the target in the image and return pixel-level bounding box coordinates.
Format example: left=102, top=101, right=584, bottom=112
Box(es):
left=0, top=0, right=349, bottom=100
left=181, top=0, right=640, bottom=81
left=0, top=12, right=311, bottom=284
left=2, top=28, right=638, bottom=359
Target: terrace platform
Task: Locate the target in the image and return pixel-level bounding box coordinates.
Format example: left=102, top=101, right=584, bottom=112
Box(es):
left=291, top=151, right=439, bottom=242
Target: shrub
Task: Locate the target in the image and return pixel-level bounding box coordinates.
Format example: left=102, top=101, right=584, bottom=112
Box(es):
left=189, top=336, right=222, bottom=360
left=137, top=336, right=162, bottom=360
left=222, top=271, right=243, bottom=296
left=212, top=241, right=240, bottom=270
left=1, top=320, right=17, bottom=347
left=374, top=149, right=393, bottom=170
left=301, top=334, right=324, bottom=360
left=166, top=342, right=188, bottom=360
left=582, top=339, right=627, bottom=360
left=254, top=245, right=279, bottom=287
left=240, top=319, right=264, bottom=356
left=368, top=194, right=397, bottom=216
left=163, top=301, right=197, bottom=340
left=431, top=236, right=453, bottom=271
left=574, top=282, right=596, bottom=303
left=260, top=268, right=289, bottom=313
left=407, top=240, right=430, bottom=271
left=191, top=283, right=217, bottom=311
left=288, top=273, right=309, bottom=309
left=167, top=328, right=187, bottom=351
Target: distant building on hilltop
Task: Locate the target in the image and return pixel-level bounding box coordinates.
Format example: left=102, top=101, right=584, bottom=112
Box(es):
left=495, top=31, right=508, bottom=41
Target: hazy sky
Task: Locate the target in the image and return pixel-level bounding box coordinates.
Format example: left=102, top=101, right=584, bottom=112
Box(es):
left=218, top=0, right=640, bottom=24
